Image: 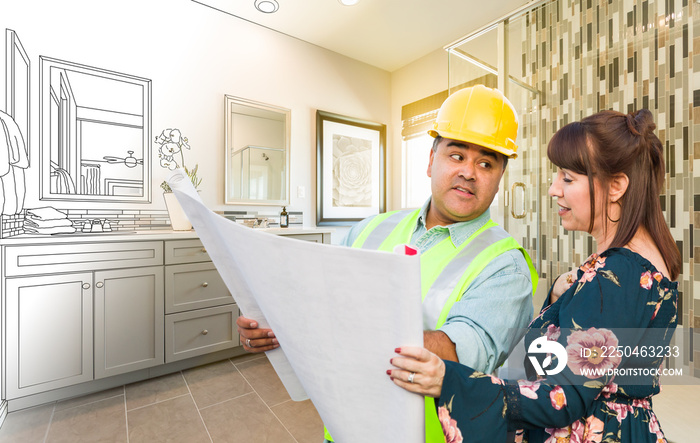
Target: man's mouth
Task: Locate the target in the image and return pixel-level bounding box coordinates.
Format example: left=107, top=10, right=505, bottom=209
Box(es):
left=453, top=186, right=475, bottom=196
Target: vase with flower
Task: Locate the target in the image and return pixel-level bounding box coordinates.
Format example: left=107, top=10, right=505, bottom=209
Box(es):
left=155, top=128, right=202, bottom=230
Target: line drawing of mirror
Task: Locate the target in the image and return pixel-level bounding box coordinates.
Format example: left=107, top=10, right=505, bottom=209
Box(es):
left=5, top=29, right=30, bottom=153
left=225, top=95, right=290, bottom=206
left=39, top=56, right=152, bottom=202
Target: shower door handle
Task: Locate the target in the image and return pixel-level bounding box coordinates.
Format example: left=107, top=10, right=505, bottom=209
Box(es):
left=510, top=182, right=527, bottom=219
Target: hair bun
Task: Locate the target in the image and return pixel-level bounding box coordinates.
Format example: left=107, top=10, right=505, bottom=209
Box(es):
left=631, top=109, right=656, bottom=136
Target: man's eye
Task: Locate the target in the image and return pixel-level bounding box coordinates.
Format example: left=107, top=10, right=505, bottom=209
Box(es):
left=478, top=161, right=492, bottom=169
left=450, top=154, right=463, bottom=161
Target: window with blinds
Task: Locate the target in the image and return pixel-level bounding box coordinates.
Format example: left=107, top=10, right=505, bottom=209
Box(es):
left=401, top=90, right=447, bottom=140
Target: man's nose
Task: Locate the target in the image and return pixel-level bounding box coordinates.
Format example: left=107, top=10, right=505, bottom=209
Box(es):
left=458, top=161, right=476, bottom=181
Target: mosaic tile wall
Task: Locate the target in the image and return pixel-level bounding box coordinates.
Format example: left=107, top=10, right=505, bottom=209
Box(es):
left=514, top=0, right=698, bottom=376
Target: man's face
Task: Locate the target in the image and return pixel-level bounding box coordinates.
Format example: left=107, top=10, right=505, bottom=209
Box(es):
left=426, top=137, right=506, bottom=227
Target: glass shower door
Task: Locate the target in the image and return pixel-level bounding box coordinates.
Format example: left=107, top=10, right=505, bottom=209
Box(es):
left=447, top=21, right=542, bottom=287
left=447, top=21, right=543, bottom=380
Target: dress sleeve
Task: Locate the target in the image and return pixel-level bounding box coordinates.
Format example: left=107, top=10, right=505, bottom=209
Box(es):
left=435, top=252, right=675, bottom=442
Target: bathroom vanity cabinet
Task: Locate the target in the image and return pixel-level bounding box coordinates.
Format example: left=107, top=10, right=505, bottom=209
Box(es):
left=0, top=228, right=332, bottom=411
left=164, top=239, right=239, bottom=363
left=4, top=241, right=165, bottom=398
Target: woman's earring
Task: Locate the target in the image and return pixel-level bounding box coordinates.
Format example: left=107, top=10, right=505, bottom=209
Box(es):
left=607, top=200, right=622, bottom=223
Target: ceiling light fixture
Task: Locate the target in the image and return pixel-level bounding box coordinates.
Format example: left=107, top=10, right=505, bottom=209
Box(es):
left=254, top=0, right=279, bottom=13
left=338, top=0, right=360, bottom=5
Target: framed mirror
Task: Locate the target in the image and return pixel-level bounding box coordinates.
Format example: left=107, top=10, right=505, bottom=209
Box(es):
left=225, top=95, right=290, bottom=206
left=39, top=57, right=152, bottom=202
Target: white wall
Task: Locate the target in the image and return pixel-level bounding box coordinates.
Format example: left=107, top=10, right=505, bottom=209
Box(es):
left=1, top=0, right=391, bottom=231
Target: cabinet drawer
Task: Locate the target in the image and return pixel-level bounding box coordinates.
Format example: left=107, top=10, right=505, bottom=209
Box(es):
left=165, top=239, right=211, bottom=265
left=165, top=304, right=240, bottom=363
left=165, top=262, right=232, bottom=314
left=4, top=241, right=163, bottom=276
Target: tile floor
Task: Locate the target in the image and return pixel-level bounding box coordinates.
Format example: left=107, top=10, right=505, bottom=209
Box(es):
left=0, top=353, right=324, bottom=443
left=0, top=354, right=697, bottom=443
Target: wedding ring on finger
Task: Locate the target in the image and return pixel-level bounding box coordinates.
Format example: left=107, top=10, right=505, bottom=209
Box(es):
left=246, top=338, right=252, bottom=348
left=408, top=372, right=415, bottom=383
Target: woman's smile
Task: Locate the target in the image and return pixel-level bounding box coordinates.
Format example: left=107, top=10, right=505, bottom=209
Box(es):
left=557, top=202, right=571, bottom=217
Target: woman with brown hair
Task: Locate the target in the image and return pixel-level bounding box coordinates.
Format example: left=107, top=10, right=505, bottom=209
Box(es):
left=388, top=109, right=681, bottom=443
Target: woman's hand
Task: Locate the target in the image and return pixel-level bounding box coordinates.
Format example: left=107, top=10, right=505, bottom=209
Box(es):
left=549, top=270, right=577, bottom=304
left=387, top=346, right=445, bottom=398
left=236, top=316, right=279, bottom=352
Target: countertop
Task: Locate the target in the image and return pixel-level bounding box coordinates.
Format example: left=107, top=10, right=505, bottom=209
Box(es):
left=0, top=227, right=335, bottom=245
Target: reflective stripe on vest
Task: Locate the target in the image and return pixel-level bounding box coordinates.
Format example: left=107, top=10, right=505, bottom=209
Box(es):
left=354, top=209, right=417, bottom=250
left=354, top=209, right=535, bottom=329
left=422, top=225, right=512, bottom=329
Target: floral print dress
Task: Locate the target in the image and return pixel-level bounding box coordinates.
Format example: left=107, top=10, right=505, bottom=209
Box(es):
left=436, top=248, right=678, bottom=443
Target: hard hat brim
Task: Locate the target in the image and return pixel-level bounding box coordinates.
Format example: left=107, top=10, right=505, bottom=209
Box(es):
left=428, top=129, right=518, bottom=159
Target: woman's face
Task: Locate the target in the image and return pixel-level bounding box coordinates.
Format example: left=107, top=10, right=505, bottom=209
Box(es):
left=548, top=168, right=601, bottom=235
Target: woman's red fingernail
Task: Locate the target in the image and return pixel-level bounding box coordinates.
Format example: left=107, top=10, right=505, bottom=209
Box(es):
left=390, top=358, right=393, bottom=364
left=386, top=370, right=392, bottom=375
left=395, top=347, right=401, bottom=353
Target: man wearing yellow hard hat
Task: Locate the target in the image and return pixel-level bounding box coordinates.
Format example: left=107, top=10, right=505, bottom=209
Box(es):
left=238, top=85, right=537, bottom=442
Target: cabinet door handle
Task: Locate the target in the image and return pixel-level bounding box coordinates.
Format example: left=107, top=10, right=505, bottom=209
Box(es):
left=201, top=330, right=209, bottom=335
left=202, top=282, right=209, bottom=288
left=82, top=283, right=91, bottom=290
left=96, top=282, right=104, bottom=288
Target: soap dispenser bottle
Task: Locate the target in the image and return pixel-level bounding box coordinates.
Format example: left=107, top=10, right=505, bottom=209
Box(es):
left=280, top=206, right=289, bottom=228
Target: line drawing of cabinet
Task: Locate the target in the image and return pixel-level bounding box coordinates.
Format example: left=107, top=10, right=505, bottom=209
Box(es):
left=3, top=241, right=163, bottom=399
left=0, top=229, right=332, bottom=412
left=6, top=273, right=94, bottom=398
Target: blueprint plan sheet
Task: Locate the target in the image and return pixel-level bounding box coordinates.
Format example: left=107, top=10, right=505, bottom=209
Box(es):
left=167, top=169, right=424, bottom=442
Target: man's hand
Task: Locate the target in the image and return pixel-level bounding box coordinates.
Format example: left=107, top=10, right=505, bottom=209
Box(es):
left=236, top=316, right=279, bottom=352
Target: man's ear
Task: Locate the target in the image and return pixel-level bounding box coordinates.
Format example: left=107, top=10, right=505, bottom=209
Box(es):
left=610, top=173, right=629, bottom=202
left=427, top=148, right=435, bottom=178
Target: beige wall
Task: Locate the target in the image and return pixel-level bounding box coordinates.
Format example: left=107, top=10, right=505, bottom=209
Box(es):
left=388, top=48, right=448, bottom=211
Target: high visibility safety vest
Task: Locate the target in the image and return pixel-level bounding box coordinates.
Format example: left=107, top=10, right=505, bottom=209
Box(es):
left=324, top=208, right=538, bottom=443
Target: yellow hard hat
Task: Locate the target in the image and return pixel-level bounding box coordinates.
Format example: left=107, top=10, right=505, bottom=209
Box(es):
left=428, top=85, right=519, bottom=159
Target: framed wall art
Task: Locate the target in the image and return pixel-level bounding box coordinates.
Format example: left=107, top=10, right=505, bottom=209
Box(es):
left=316, top=110, right=386, bottom=226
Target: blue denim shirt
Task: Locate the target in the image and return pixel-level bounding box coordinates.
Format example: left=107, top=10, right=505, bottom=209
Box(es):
left=343, top=198, right=534, bottom=373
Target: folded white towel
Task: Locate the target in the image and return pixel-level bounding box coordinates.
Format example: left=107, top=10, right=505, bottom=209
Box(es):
left=24, top=225, right=77, bottom=235
left=26, top=206, right=68, bottom=221
left=25, top=218, right=73, bottom=228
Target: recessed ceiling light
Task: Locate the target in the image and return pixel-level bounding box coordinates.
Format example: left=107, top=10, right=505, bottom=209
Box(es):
left=255, top=0, right=279, bottom=13
left=338, top=0, right=360, bottom=5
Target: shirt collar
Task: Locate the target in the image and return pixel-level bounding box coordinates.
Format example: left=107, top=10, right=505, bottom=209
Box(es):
left=416, top=197, right=492, bottom=247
